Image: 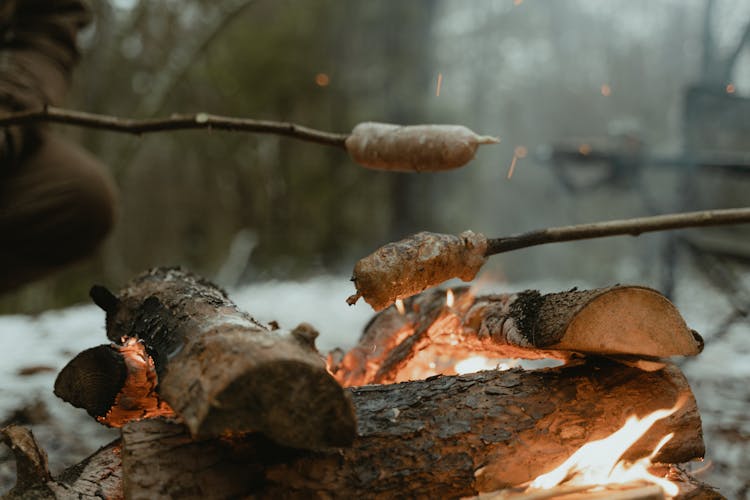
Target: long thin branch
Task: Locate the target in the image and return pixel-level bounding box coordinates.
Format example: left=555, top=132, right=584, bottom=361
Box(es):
left=486, top=207, right=750, bottom=256
left=0, top=106, right=349, bottom=149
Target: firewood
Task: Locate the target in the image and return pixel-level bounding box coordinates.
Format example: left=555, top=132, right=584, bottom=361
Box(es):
left=118, top=360, right=703, bottom=499
left=348, top=208, right=750, bottom=310
left=345, top=122, right=499, bottom=172
left=0, top=425, right=121, bottom=499
left=334, top=286, right=702, bottom=387
left=54, top=267, right=356, bottom=451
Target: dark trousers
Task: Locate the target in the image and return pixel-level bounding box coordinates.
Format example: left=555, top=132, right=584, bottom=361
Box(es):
left=0, top=132, right=117, bottom=293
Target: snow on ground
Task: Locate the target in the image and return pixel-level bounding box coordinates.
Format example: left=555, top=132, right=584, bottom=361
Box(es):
left=0, top=275, right=748, bottom=497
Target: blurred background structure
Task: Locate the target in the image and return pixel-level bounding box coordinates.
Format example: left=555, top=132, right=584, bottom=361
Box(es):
left=3, top=0, right=750, bottom=312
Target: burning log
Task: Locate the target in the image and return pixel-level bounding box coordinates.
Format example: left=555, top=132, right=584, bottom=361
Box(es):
left=348, top=208, right=750, bottom=310
left=0, top=425, right=121, bottom=499
left=54, top=267, right=355, bottom=450
left=334, top=286, right=703, bottom=387
left=117, top=360, right=704, bottom=499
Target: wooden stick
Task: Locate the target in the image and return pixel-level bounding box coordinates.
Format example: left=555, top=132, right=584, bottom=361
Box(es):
left=0, top=106, right=349, bottom=149
left=349, top=208, right=750, bottom=310
left=486, top=207, right=750, bottom=256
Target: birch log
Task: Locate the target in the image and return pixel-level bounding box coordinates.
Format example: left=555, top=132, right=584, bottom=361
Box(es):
left=54, top=267, right=355, bottom=450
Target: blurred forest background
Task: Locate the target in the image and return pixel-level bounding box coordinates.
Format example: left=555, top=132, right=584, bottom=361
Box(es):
left=4, top=0, right=750, bottom=313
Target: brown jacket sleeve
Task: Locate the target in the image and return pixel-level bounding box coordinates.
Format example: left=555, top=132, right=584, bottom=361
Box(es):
left=0, top=0, right=92, bottom=167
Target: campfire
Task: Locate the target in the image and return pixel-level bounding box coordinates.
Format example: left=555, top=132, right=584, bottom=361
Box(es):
left=1, top=268, right=721, bottom=499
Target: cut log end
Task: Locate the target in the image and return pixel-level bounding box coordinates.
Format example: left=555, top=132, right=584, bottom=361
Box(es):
left=53, top=344, right=127, bottom=420
left=552, top=286, right=703, bottom=357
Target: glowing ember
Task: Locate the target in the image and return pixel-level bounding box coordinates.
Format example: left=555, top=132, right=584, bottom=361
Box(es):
left=726, top=83, right=736, bottom=94
left=446, top=289, right=455, bottom=308
left=578, top=143, right=592, bottom=155
left=527, top=401, right=683, bottom=497
left=315, top=73, right=330, bottom=87
left=436, top=72, right=443, bottom=96
left=395, top=299, right=406, bottom=315
left=514, top=145, right=528, bottom=158
left=507, top=155, right=518, bottom=179
left=98, top=337, right=174, bottom=427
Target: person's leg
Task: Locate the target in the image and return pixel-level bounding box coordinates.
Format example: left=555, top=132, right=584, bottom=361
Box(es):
left=0, top=132, right=117, bottom=293
left=0, top=1, right=118, bottom=293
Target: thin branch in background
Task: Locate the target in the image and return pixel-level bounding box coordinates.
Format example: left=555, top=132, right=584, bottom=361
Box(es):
left=134, top=0, right=259, bottom=118
left=486, top=207, right=750, bottom=256
left=0, top=106, right=349, bottom=149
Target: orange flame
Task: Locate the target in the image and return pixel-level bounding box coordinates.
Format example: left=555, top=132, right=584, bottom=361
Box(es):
left=526, top=401, right=683, bottom=497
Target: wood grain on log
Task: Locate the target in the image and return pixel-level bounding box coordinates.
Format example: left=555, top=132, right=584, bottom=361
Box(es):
left=332, top=286, right=703, bottom=387
left=55, top=267, right=355, bottom=450
left=53, top=345, right=128, bottom=421
left=120, top=360, right=703, bottom=499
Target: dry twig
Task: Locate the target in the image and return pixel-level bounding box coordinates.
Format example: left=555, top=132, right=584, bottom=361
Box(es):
left=0, top=106, right=349, bottom=149
left=486, top=207, right=750, bottom=255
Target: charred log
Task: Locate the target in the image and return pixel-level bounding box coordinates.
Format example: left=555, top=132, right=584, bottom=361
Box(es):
left=332, top=286, right=703, bottom=387
left=119, top=360, right=703, bottom=499
left=54, top=267, right=355, bottom=451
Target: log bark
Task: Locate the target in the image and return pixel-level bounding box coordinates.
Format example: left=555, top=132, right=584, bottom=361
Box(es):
left=0, top=425, right=122, bottom=499
left=332, top=286, right=703, bottom=387
left=54, top=267, right=355, bottom=450
left=119, top=360, right=704, bottom=499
